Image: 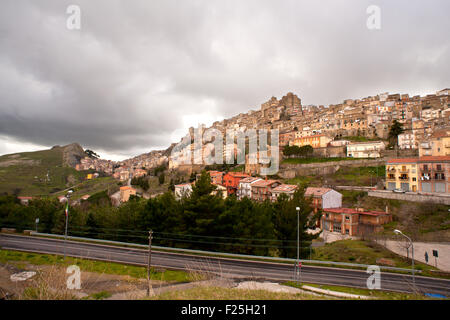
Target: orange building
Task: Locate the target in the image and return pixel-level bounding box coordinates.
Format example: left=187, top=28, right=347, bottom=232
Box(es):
left=208, top=171, right=224, bottom=185
left=120, top=186, right=137, bottom=203
left=291, top=134, right=332, bottom=148
left=223, top=172, right=249, bottom=195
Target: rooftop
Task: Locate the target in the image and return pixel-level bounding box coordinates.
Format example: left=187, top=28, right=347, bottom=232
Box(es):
left=324, top=207, right=388, bottom=216
left=305, top=187, right=334, bottom=197
left=272, top=184, right=298, bottom=193
left=240, top=177, right=262, bottom=184
left=252, top=179, right=280, bottom=187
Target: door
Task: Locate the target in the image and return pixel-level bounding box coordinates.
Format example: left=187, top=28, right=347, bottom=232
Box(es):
left=400, top=183, right=409, bottom=192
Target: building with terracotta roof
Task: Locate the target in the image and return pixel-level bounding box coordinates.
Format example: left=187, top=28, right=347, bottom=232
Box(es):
left=120, top=186, right=137, bottom=203
left=251, top=179, right=281, bottom=202
left=304, top=187, right=343, bottom=212
left=17, top=196, right=33, bottom=205
left=322, top=207, right=392, bottom=236
left=208, top=171, right=224, bottom=185
left=237, top=176, right=262, bottom=200
left=223, top=172, right=249, bottom=195
left=271, top=184, right=298, bottom=201
left=386, top=156, right=450, bottom=193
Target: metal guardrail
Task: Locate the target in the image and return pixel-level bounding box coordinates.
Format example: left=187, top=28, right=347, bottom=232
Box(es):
left=28, top=232, right=420, bottom=273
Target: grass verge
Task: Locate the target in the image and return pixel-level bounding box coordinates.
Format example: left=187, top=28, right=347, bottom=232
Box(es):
left=0, top=249, right=190, bottom=282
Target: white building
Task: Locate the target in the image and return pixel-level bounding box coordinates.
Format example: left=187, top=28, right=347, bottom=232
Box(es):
left=304, top=187, right=343, bottom=210
left=398, top=133, right=417, bottom=149
left=174, top=183, right=193, bottom=200
left=347, top=141, right=385, bottom=158
left=237, top=177, right=262, bottom=200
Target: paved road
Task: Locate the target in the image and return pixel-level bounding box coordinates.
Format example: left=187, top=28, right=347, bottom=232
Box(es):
left=1, top=234, right=449, bottom=296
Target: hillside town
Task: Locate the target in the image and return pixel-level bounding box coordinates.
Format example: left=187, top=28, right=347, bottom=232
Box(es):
left=74, top=88, right=450, bottom=182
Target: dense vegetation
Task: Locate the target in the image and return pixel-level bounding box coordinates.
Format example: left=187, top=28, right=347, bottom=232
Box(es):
left=0, top=171, right=321, bottom=259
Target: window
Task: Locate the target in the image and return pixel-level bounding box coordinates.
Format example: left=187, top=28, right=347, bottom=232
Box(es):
left=345, top=216, right=350, bottom=221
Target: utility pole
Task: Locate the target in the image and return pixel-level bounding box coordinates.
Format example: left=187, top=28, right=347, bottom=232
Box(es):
left=147, top=230, right=153, bottom=297
left=296, top=207, right=300, bottom=284
left=63, top=190, right=73, bottom=259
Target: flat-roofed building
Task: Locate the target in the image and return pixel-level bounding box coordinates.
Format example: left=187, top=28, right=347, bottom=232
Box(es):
left=386, top=158, right=419, bottom=192
left=291, top=134, right=332, bottom=149
left=347, top=141, right=385, bottom=158
left=418, top=156, right=450, bottom=193
left=322, top=207, right=392, bottom=236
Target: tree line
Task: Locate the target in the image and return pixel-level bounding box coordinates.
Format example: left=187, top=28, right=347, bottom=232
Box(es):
left=0, top=171, right=321, bottom=259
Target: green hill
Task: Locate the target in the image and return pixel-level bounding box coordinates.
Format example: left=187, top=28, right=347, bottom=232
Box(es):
left=0, top=143, right=89, bottom=196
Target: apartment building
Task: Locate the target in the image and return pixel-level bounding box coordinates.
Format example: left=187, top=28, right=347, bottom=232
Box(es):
left=386, top=156, right=450, bottom=193
left=271, top=184, right=298, bottom=201
left=386, top=158, right=419, bottom=192
left=322, top=208, right=392, bottom=236
left=251, top=179, right=281, bottom=202
left=418, top=156, right=450, bottom=193
left=208, top=171, right=224, bottom=185
left=291, top=134, right=332, bottom=149
left=398, top=133, right=417, bottom=149
left=223, top=172, right=249, bottom=195
left=237, top=177, right=262, bottom=200
left=347, top=141, right=385, bottom=158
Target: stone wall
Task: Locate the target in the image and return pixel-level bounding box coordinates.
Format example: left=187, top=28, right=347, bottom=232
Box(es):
left=368, top=190, right=450, bottom=205
left=279, top=158, right=386, bottom=179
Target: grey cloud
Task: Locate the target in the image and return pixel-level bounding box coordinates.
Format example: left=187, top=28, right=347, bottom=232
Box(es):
left=0, top=0, right=449, bottom=158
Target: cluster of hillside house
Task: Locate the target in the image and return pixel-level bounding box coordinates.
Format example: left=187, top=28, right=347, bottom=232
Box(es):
left=174, top=172, right=392, bottom=237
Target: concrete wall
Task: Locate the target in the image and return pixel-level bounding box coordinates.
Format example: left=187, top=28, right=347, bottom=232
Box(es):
left=323, top=190, right=343, bottom=208
left=368, top=190, right=450, bottom=205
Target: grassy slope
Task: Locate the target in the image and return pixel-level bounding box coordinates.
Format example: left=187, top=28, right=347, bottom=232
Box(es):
left=0, top=148, right=86, bottom=196
left=54, top=176, right=118, bottom=200
left=0, top=249, right=190, bottom=283
left=312, top=240, right=438, bottom=276
left=0, top=148, right=119, bottom=198
left=284, top=282, right=435, bottom=300
left=148, top=286, right=329, bottom=300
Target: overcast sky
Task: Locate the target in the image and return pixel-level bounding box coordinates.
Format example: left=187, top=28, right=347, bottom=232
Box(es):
left=0, top=0, right=449, bottom=160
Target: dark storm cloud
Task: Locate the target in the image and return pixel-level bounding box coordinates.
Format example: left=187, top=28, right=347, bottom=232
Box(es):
left=0, top=0, right=449, bottom=158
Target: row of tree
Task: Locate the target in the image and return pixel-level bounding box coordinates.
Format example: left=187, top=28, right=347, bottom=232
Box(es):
left=282, top=145, right=314, bottom=158
left=0, top=171, right=321, bottom=258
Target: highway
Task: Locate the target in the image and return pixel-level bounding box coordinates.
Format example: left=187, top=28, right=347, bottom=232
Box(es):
left=1, top=233, right=449, bottom=296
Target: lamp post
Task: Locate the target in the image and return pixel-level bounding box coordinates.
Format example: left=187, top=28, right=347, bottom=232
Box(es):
left=394, top=229, right=415, bottom=287
left=64, top=190, right=73, bottom=259
left=296, top=206, right=300, bottom=283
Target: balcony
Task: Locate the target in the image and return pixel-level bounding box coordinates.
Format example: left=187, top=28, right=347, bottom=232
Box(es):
left=386, top=176, right=396, bottom=181
left=398, top=169, right=409, bottom=174
left=399, top=176, right=409, bottom=181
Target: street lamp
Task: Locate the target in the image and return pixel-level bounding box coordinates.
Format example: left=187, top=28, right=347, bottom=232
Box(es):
left=394, top=229, right=415, bottom=287
left=296, top=206, right=300, bottom=283
left=64, top=190, right=73, bottom=259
